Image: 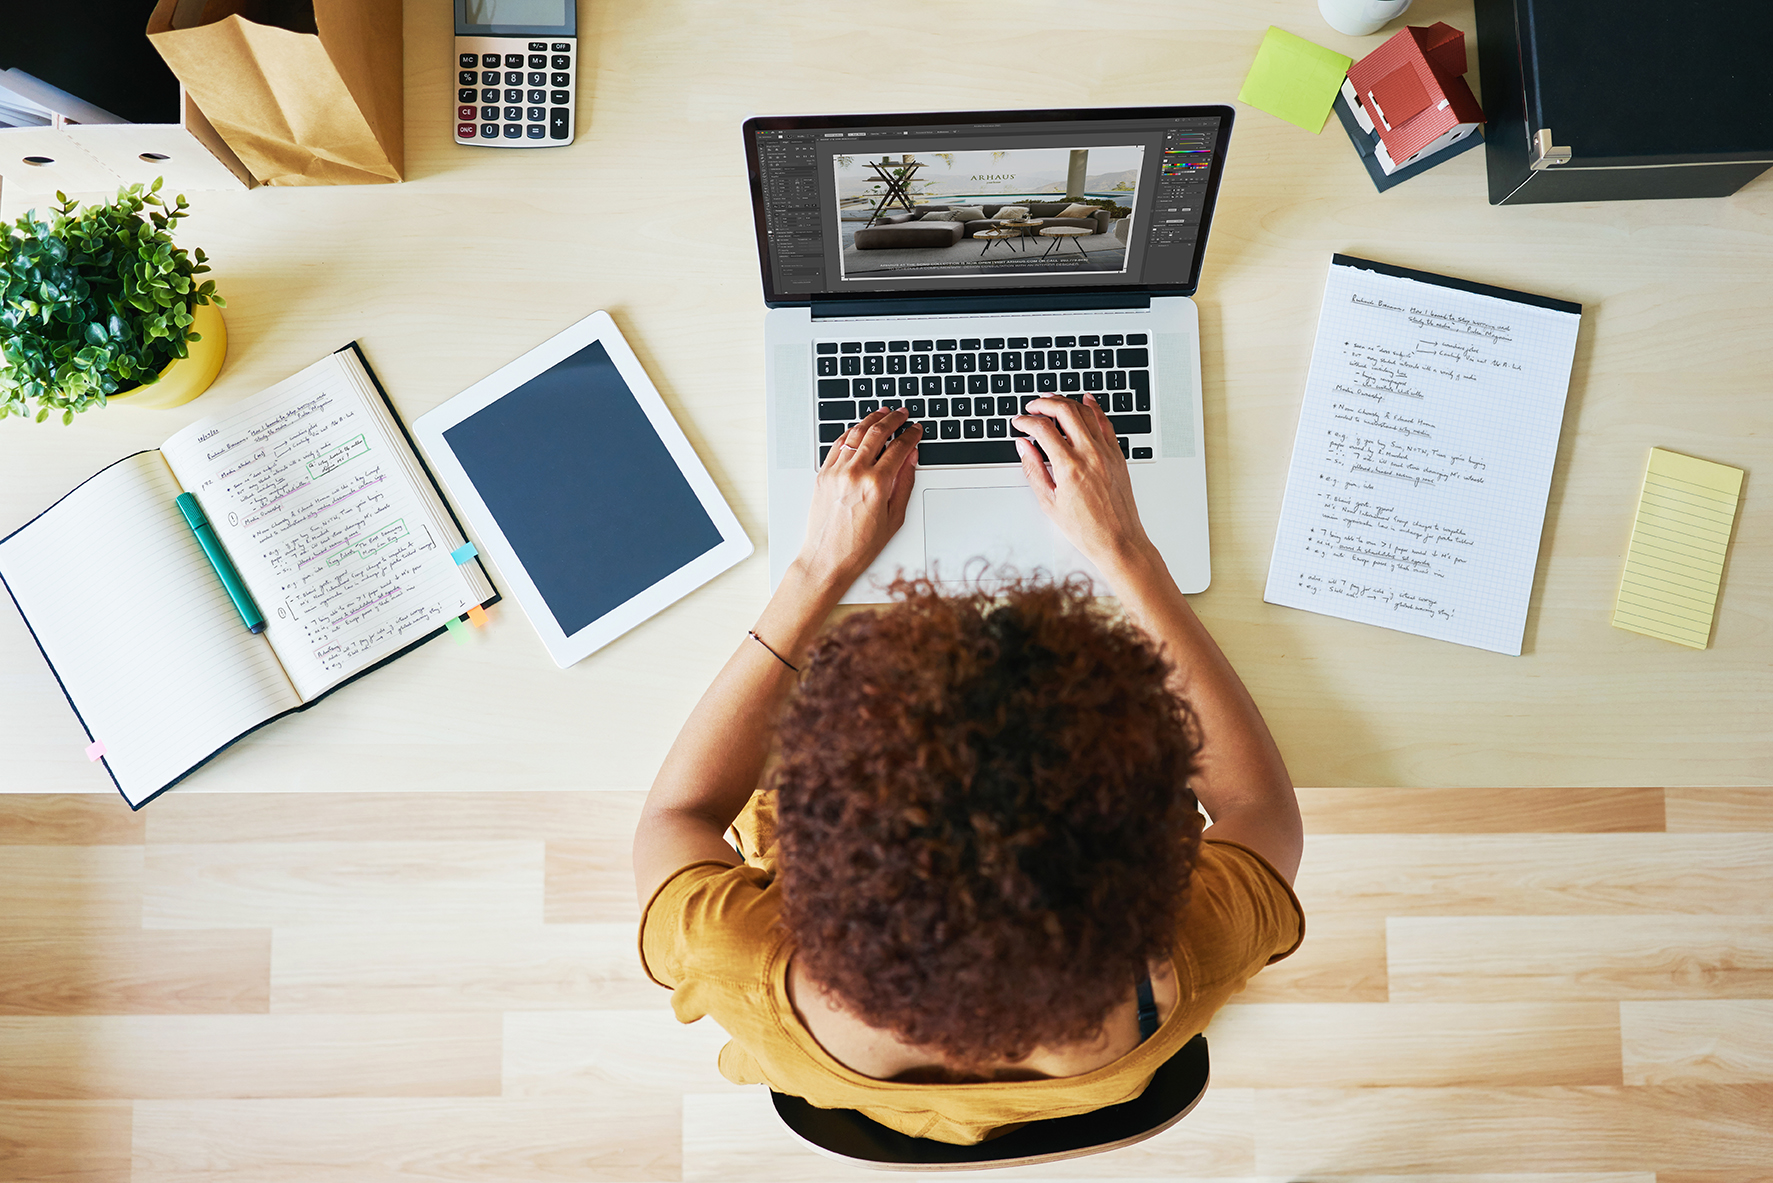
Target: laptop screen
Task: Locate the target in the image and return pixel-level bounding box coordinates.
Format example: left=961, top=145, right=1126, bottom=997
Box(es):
left=744, top=106, right=1232, bottom=306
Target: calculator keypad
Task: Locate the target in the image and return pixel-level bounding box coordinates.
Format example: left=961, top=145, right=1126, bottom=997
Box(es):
left=454, top=35, right=574, bottom=147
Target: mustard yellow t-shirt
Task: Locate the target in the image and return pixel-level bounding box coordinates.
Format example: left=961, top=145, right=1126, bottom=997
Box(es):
left=639, top=827, right=1303, bottom=1145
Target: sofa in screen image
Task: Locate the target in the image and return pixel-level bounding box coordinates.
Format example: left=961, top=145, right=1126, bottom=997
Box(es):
left=853, top=202, right=1114, bottom=250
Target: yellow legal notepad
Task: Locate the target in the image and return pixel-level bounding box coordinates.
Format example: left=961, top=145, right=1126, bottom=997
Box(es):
left=1612, top=448, right=1745, bottom=649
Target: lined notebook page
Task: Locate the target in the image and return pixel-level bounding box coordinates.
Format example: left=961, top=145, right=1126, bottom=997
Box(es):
left=0, top=453, right=300, bottom=805
left=161, top=351, right=490, bottom=701
left=1612, top=448, right=1744, bottom=649
left=1264, top=261, right=1582, bottom=655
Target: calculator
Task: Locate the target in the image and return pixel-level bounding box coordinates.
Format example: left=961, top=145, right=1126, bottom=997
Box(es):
left=454, top=0, right=577, bottom=148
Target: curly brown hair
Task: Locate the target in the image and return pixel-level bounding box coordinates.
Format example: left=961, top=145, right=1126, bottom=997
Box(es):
left=772, top=575, right=1203, bottom=1067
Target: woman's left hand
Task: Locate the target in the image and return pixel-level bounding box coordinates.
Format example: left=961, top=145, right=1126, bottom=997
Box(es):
left=795, top=406, right=922, bottom=588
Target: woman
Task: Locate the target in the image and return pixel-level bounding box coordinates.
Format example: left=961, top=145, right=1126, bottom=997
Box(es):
left=634, top=398, right=1303, bottom=1144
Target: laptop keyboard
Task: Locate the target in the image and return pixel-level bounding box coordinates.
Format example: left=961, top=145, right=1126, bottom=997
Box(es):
left=813, top=333, right=1154, bottom=466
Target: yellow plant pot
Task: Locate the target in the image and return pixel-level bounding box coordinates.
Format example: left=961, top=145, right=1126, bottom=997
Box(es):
left=109, top=301, right=227, bottom=410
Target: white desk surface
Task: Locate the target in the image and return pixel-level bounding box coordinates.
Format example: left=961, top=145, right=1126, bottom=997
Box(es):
left=2, top=0, right=1767, bottom=795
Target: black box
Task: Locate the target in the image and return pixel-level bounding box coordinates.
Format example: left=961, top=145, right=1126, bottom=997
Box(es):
left=1474, top=0, right=1773, bottom=204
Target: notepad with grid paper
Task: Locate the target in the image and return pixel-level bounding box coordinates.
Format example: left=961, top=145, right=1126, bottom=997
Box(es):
left=1612, top=448, right=1744, bottom=649
left=1263, top=256, right=1583, bottom=655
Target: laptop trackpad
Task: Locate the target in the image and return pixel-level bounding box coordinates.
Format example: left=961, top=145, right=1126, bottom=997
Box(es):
left=922, top=486, right=1094, bottom=586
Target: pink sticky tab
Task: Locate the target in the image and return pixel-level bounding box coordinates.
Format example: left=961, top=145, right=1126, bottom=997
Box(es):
left=86, top=741, right=107, bottom=761
left=467, top=604, right=488, bottom=626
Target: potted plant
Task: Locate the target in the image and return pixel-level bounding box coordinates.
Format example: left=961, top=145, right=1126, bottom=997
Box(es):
left=0, top=179, right=226, bottom=425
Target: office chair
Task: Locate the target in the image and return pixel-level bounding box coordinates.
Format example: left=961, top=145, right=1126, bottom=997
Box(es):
left=770, top=1032, right=1209, bottom=1171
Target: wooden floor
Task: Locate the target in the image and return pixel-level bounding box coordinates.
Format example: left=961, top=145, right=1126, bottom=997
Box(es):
left=2, top=787, right=1770, bottom=1182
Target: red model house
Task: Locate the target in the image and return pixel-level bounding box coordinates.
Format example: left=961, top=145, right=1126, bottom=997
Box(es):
left=1343, top=22, right=1485, bottom=175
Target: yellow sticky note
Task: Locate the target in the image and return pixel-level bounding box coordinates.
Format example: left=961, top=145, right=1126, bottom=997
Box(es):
left=1238, top=26, right=1353, bottom=134
left=1612, top=448, right=1744, bottom=649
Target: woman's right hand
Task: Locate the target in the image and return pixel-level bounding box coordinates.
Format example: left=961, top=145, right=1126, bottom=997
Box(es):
left=1012, top=395, right=1156, bottom=573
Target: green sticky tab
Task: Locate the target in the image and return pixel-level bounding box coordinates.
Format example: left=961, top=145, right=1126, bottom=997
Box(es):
left=445, top=616, right=468, bottom=643
left=1238, top=26, right=1353, bottom=134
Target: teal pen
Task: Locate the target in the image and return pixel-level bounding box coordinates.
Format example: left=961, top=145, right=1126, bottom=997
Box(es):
left=175, top=492, right=266, bottom=634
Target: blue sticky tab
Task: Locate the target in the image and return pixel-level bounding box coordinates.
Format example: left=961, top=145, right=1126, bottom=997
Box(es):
left=451, top=542, right=478, bottom=564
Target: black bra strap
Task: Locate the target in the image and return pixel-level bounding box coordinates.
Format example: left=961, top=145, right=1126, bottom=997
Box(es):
left=1135, top=973, right=1159, bottom=1042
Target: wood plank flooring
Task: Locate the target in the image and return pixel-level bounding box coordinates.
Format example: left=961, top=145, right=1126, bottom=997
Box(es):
left=1, top=786, right=1769, bottom=1180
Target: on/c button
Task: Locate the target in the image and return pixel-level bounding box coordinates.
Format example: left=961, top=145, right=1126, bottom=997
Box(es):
left=457, top=123, right=476, bottom=139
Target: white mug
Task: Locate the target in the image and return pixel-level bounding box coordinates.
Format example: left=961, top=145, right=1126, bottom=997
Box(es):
left=1318, top=0, right=1412, bottom=37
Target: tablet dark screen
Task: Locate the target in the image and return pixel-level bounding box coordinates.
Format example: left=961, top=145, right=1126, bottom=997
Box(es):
left=442, top=340, right=723, bottom=635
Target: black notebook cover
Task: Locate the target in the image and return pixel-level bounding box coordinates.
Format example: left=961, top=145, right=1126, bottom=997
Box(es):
left=1331, top=253, right=1582, bottom=315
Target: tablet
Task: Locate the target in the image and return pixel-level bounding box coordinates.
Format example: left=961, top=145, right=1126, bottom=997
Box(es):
left=413, top=311, right=751, bottom=668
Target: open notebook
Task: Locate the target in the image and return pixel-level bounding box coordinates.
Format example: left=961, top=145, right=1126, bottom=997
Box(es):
left=0, top=345, right=496, bottom=808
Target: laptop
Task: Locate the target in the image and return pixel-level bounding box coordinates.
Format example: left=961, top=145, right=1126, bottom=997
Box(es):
left=743, top=105, right=1234, bottom=602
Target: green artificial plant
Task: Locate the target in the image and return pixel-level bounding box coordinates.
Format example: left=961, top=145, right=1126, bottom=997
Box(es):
left=0, top=179, right=224, bottom=424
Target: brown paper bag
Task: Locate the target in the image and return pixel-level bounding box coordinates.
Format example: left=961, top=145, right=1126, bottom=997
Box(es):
left=146, top=0, right=403, bottom=187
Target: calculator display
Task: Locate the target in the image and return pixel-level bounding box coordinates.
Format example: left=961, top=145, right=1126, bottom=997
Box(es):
left=456, top=0, right=575, bottom=36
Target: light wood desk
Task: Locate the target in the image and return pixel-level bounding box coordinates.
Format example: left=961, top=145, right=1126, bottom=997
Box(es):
left=1, top=0, right=1766, bottom=799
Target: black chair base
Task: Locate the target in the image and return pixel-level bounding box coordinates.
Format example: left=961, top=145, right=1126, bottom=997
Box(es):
left=771, top=1033, right=1209, bottom=1171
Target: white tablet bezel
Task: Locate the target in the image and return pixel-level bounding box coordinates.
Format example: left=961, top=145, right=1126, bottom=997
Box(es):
left=413, top=310, right=752, bottom=668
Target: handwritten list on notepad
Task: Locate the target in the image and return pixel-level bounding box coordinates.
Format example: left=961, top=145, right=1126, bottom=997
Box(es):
left=1612, top=448, right=1744, bottom=649
left=1264, top=257, right=1582, bottom=655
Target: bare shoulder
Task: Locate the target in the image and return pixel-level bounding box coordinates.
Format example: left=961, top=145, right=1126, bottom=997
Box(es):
left=787, top=956, right=927, bottom=1080
left=785, top=955, right=1181, bottom=1083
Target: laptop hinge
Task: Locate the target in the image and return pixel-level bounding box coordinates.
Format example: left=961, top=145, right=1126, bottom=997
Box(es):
left=809, top=292, right=1154, bottom=320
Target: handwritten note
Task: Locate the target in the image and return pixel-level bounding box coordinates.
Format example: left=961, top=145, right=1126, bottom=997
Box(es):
left=162, top=352, right=485, bottom=699
left=1612, top=448, right=1743, bottom=649
left=1264, top=258, right=1582, bottom=655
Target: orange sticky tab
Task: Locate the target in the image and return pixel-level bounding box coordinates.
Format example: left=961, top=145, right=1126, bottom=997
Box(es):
left=467, top=604, right=488, bottom=626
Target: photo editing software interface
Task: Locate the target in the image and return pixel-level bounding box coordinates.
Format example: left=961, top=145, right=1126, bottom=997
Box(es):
left=754, top=113, right=1223, bottom=296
